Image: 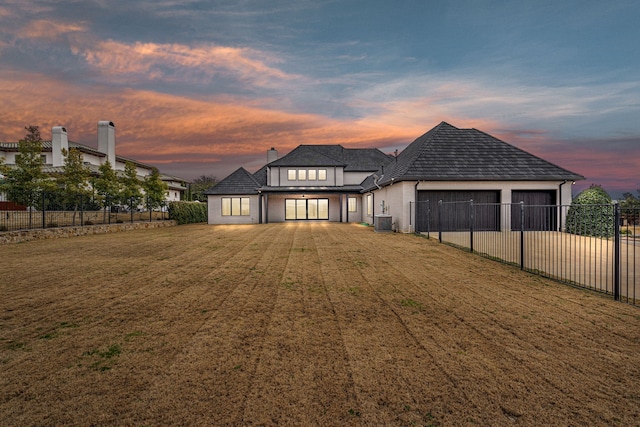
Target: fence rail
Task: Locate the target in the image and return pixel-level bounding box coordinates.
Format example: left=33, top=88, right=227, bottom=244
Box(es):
left=0, top=193, right=168, bottom=232
left=410, top=200, right=639, bottom=306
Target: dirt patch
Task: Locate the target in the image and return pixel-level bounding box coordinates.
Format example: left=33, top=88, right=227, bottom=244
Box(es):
left=1, top=223, right=639, bottom=426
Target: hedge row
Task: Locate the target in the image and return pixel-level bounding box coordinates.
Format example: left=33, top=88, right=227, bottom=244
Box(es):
left=565, top=185, right=614, bottom=238
left=168, top=201, right=207, bottom=224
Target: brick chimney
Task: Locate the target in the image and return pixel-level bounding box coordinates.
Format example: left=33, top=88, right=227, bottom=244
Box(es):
left=51, top=126, right=68, bottom=167
left=267, top=147, right=278, bottom=164
left=97, top=121, right=116, bottom=166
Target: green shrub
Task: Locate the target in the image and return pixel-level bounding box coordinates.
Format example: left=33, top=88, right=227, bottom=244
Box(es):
left=168, top=201, right=207, bottom=224
left=565, top=185, right=614, bottom=238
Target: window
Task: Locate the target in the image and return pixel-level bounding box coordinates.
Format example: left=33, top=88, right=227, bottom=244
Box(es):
left=318, top=169, right=327, bottom=180
left=298, top=169, right=307, bottom=180
left=348, top=197, right=357, bottom=212
left=366, top=194, right=373, bottom=216
left=288, top=169, right=296, bottom=180
left=285, top=198, right=329, bottom=220
left=221, top=197, right=250, bottom=216
left=308, top=169, right=317, bottom=180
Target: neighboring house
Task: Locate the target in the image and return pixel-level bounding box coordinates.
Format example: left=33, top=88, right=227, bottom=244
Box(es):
left=0, top=121, right=188, bottom=203
left=206, top=121, right=584, bottom=232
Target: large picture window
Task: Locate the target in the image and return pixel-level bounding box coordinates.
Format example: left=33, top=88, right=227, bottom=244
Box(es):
left=285, top=198, right=329, bottom=220
left=221, top=197, right=250, bottom=216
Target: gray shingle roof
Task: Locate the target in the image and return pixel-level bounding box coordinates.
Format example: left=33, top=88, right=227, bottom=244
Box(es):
left=268, top=145, right=393, bottom=171
left=204, top=167, right=261, bottom=195
left=375, top=122, right=584, bottom=188
left=253, top=165, right=268, bottom=186
left=268, top=145, right=346, bottom=167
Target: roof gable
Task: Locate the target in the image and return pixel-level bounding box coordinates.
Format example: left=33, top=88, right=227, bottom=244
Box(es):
left=204, top=167, right=260, bottom=195
left=377, top=122, right=584, bottom=186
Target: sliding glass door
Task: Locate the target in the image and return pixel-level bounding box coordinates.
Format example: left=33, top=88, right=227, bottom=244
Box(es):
left=285, top=198, right=329, bottom=220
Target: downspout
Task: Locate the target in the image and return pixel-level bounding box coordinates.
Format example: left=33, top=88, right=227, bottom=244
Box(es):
left=345, top=194, right=349, bottom=223
left=558, top=180, right=567, bottom=232
left=413, top=181, right=420, bottom=233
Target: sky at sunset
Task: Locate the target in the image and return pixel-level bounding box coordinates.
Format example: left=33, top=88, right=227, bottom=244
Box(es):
left=1, top=0, right=639, bottom=197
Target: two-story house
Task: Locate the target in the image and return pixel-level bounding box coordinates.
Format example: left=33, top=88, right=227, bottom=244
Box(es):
left=205, top=122, right=584, bottom=232
left=205, top=145, right=393, bottom=224
left=0, top=121, right=188, bottom=203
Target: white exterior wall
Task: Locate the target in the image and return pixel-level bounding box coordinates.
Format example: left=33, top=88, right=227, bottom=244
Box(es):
left=1, top=152, right=16, bottom=163
left=372, top=181, right=416, bottom=233
left=269, top=166, right=342, bottom=187
left=344, top=194, right=363, bottom=223
left=343, top=171, right=371, bottom=186
left=207, top=194, right=260, bottom=224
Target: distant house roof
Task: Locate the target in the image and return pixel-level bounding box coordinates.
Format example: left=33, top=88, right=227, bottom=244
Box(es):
left=0, top=140, right=159, bottom=172
left=371, top=122, right=584, bottom=189
left=268, top=145, right=393, bottom=171
left=204, top=167, right=261, bottom=195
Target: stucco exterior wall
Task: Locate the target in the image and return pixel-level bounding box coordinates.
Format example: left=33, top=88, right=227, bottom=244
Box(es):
left=268, top=166, right=342, bottom=187
left=207, top=194, right=260, bottom=224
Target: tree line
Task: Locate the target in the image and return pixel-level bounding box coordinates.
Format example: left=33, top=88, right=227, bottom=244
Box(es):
left=0, top=126, right=168, bottom=211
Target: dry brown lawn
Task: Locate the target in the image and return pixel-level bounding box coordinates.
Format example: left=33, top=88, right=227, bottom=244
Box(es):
left=1, top=223, right=639, bottom=426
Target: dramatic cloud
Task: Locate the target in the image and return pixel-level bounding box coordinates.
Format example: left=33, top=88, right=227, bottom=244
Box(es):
left=80, top=40, right=296, bottom=87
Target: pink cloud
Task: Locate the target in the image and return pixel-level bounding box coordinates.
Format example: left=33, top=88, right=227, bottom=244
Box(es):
left=79, top=40, right=296, bottom=87
left=17, top=19, right=87, bottom=40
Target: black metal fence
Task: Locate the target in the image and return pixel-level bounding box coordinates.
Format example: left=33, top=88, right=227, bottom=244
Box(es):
left=0, top=193, right=168, bottom=232
left=410, top=200, right=639, bottom=306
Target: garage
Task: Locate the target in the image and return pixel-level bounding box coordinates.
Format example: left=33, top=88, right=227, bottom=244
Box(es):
left=416, top=190, right=500, bottom=232
left=511, top=190, right=557, bottom=231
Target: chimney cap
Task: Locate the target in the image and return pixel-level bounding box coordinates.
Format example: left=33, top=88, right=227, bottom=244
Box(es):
left=98, top=121, right=115, bottom=127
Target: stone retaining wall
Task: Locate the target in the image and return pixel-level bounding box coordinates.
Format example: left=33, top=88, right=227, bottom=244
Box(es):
left=0, top=221, right=177, bottom=244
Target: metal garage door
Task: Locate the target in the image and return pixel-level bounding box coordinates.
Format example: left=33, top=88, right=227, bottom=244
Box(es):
left=416, top=190, right=500, bottom=232
left=511, top=190, right=557, bottom=231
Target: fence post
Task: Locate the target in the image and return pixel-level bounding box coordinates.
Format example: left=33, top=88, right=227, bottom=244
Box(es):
left=614, top=202, right=621, bottom=301
left=469, top=199, right=474, bottom=253
left=427, top=200, right=430, bottom=239
left=80, top=194, right=84, bottom=226
left=520, top=201, right=525, bottom=270
left=438, top=200, right=443, bottom=243
left=42, top=191, right=46, bottom=229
